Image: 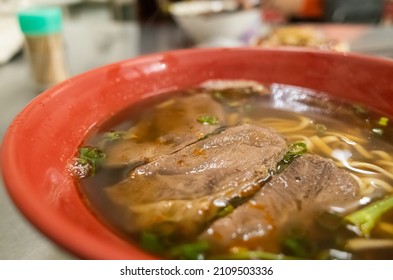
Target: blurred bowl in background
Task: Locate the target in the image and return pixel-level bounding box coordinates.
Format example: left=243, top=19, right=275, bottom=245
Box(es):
left=251, top=25, right=350, bottom=52
left=169, top=0, right=261, bottom=43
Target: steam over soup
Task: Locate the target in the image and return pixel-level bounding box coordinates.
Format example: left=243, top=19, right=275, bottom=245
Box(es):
left=69, top=81, right=393, bottom=260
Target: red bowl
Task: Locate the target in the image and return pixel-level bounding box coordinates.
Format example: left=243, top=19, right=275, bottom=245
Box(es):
left=1, top=48, right=393, bottom=259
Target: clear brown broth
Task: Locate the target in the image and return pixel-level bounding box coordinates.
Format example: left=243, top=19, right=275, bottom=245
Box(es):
left=74, top=83, right=393, bottom=259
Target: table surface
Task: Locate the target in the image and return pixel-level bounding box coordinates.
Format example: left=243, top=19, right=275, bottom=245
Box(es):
left=0, top=4, right=186, bottom=260
left=1, top=4, right=393, bottom=260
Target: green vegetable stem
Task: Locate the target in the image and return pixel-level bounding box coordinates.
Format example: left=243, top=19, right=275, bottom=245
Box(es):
left=197, top=115, right=219, bottom=125
left=345, top=195, right=393, bottom=237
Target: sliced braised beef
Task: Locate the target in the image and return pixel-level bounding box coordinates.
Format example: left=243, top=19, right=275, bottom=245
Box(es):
left=199, top=154, right=360, bottom=253
left=105, top=93, right=225, bottom=166
left=106, top=123, right=288, bottom=238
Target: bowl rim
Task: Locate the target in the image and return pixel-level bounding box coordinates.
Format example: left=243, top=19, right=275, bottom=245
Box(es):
left=169, top=0, right=259, bottom=17
left=2, top=47, right=393, bottom=259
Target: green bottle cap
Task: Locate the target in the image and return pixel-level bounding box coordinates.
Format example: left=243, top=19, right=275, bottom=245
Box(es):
left=18, top=7, right=63, bottom=35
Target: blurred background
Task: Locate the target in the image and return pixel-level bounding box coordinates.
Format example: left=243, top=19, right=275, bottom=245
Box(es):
left=1, top=0, right=393, bottom=259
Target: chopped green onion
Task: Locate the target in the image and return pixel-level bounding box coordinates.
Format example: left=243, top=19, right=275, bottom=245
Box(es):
left=98, top=131, right=126, bottom=147
left=69, top=147, right=103, bottom=179
left=170, top=240, right=210, bottom=260
left=197, top=115, right=219, bottom=125
left=283, top=142, right=308, bottom=163
left=79, top=146, right=105, bottom=163
left=217, top=204, right=234, bottom=218
left=378, top=117, right=389, bottom=126
left=276, top=142, right=307, bottom=174
left=345, top=195, right=393, bottom=236
left=103, top=131, right=125, bottom=141
left=72, top=146, right=106, bottom=178
left=140, top=231, right=209, bottom=260
left=372, top=127, right=384, bottom=136
left=140, top=231, right=165, bottom=253
left=282, top=237, right=310, bottom=258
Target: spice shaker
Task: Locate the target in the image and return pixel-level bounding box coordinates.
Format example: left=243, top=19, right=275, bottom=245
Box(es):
left=17, top=7, right=68, bottom=92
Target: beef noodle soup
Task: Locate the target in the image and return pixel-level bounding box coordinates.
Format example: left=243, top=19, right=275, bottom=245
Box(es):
left=68, top=80, right=393, bottom=260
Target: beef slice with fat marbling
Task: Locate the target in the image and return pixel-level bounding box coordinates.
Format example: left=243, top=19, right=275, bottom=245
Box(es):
left=199, top=153, right=360, bottom=253
left=106, top=123, right=288, bottom=238
left=105, top=92, right=225, bottom=166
